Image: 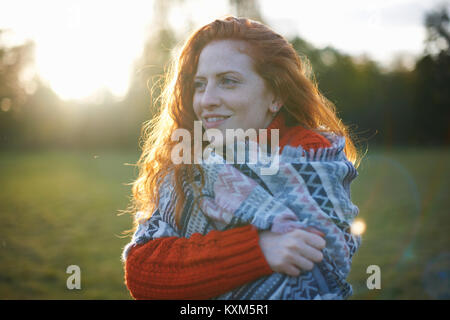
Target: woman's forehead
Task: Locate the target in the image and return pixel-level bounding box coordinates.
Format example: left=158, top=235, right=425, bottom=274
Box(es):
left=195, top=40, right=255, bottom=77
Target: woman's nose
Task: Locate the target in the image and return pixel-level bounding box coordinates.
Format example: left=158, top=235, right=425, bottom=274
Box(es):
left=200, top=83, right=220, bottom=108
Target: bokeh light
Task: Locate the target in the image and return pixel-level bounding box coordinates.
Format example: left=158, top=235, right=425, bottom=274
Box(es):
left=351, top=219, right=367, bottom=236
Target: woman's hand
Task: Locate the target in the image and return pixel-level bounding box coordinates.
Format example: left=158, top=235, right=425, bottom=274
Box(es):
left=258, top=228, right=326, bottom=277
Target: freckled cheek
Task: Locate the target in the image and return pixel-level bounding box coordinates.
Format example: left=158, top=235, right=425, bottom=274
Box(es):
left=226, top=95, right=252, bottom=113
left=231, top=104, right=259, bottom=128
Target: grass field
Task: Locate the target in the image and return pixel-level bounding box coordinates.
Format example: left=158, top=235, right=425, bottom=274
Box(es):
left=0, top=147, right=449, bottom=299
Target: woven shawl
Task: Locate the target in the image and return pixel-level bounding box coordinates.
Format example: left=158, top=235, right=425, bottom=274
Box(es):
left=123, top=132, right=361, bottom=300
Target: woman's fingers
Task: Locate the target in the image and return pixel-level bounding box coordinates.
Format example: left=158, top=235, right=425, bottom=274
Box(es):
left=290, top=253, right=315, bottom=272
left=304, top=226, right=326, bottom=238
left=295, top=242, right=324, bottom=263
left=284, top=265, right=301, bottom=277
left=259, top=229, right=327, bottom=276
left=290, top=229, right=326, bottom=250
left=306, top=233, right=326, bottom=250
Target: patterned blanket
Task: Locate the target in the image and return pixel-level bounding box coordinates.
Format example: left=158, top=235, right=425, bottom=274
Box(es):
left=123, top=132, right=361, bottom=300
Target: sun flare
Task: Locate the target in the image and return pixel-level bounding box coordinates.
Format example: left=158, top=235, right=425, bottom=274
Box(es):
left=4, top=0, right=154, bottom=101
left=351, top=219, right=367, bottom=236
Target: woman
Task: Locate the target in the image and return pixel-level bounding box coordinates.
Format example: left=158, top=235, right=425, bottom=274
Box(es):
left=122, top=16, right=360, bottom=300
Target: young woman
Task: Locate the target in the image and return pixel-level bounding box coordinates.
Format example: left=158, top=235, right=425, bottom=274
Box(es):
left=122, top=16, right=361, bottom=300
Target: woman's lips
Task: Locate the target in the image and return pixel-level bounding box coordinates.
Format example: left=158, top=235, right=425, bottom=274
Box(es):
left=203, top=116, right=231, bottom=129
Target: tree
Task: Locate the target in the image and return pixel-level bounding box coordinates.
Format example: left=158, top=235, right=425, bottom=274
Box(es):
left=0, top=30, right=36, bottom=112
left=424, top=4, right=450, bottom=56
left=411, top=5, right=450, bottom=144
left=0, top=30, right=40, bottom=148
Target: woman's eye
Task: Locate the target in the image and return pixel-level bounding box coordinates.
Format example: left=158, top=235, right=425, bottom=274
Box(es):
left=194, top=81, right=206, bottom=90
left=221, top=78, right=237, bottom=86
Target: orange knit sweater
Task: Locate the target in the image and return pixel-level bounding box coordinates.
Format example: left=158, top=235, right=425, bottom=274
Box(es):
left=124, top=112, right=331, bottom=300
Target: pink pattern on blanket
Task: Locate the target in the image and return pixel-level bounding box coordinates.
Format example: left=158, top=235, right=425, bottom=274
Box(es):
left=213, top=165, right=258, bottom=212
left=198, top=196, right=234, bottom=224
left=198, top=165, right=258, bottom=224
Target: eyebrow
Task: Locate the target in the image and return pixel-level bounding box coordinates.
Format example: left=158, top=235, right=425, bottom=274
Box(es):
left=194, top=71, right=242, bottom=79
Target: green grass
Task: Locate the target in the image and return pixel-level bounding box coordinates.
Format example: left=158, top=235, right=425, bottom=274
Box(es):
left=348, top=147, right=450, bottom=299
left=0, top=147, right=448, bottom=299
left=0, top=149, right=139, bottom=299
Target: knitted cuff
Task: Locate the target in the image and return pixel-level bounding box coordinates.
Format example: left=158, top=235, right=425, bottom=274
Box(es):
left=212, top=225, right=274, bottom=294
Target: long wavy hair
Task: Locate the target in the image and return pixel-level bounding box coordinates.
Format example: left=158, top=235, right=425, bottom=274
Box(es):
left=128, top=16, right=359, bottom=230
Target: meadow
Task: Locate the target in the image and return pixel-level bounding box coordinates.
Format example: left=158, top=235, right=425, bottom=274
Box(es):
left=0, top=147, right=448, bottom=299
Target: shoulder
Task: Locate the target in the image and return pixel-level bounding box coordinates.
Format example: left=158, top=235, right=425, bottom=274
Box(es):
left=280, top=125, right=331, bottom=151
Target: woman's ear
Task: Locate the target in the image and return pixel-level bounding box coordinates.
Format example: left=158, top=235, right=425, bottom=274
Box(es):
left=270, top=97, right=284, bottom=113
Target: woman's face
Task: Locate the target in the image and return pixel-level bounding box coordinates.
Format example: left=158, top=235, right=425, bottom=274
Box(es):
left=193, top=39, right=277, bottom=136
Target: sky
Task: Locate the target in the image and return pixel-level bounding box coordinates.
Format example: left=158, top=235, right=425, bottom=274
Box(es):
left=261, top=0, right=446, bottom=62
left=0, top=0, right=447, bottom=101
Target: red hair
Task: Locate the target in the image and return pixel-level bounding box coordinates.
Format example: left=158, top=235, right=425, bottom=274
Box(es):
left=129, top=16, right=358, bottom=229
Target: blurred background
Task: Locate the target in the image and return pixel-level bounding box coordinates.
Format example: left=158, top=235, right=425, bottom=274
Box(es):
left=0, top=0, right=448, bottom=299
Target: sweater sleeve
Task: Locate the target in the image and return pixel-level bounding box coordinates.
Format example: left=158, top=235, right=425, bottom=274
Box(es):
left=124, top=224, right=273, bottom=300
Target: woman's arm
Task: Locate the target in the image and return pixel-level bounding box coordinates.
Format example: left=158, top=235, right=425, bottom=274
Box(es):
left=124, top=224, right=273, bottom=300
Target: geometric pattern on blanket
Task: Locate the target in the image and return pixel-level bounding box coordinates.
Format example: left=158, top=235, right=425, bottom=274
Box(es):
left=123, top=132, right=362, bottom=300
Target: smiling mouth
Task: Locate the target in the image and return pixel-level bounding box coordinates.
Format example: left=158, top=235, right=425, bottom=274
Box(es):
left=202, top=115, right=231, bottom=128
left=204, top=116, right=230, bottom=123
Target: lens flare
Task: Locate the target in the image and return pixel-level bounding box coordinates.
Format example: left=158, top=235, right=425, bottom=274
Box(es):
left=351, top=219, right=366, bottom=236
